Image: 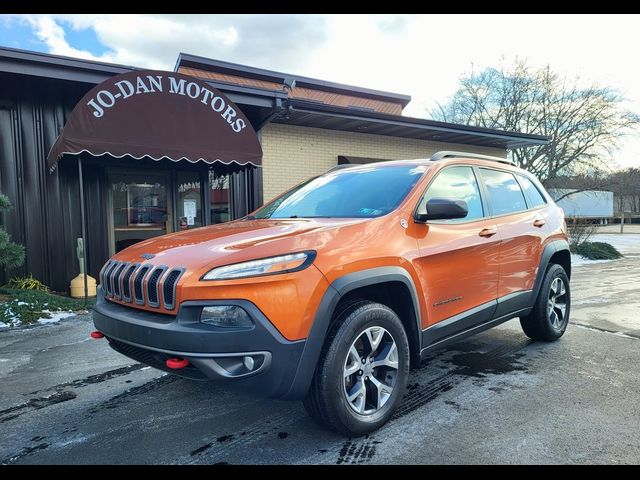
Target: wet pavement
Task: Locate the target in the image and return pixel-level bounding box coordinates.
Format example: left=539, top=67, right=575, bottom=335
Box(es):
left=1, top=242, right=640, bottom=464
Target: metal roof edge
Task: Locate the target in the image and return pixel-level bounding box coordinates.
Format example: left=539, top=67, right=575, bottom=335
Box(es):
left=0, top=45, right=136, bottom=77
left=287, top=100, right=550, bottom=145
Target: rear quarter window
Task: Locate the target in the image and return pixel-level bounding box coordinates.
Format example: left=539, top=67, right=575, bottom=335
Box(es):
left=517, top=175, right=547, bottom=208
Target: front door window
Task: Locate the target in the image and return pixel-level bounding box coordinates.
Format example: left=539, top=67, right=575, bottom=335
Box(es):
left=110, top=172, right=170, bottom=253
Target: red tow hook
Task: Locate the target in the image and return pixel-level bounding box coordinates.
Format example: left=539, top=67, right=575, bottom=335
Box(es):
left=166, top=358, right=190, bottom=369
left=90, top=331, right=104, bottom=339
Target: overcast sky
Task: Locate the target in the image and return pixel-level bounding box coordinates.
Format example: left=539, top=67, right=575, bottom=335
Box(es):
left=1, top=13, right=639, bottom=168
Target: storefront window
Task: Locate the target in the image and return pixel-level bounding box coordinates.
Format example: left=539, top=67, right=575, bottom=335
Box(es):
left=177, top=172, right=203, bottom=231
left=110, top=172, right=169, bottom=253
left=210, top=171, right=230, bottom=224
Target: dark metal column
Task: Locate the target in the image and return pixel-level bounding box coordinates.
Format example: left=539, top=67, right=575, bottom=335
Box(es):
left=77, top=156, right=88, bottom=303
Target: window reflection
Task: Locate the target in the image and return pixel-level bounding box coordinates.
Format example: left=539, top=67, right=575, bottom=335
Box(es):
left=210, top=171, right=230, bottom=224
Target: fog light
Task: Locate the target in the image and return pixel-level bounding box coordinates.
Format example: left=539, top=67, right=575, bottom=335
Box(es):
left=200, top=306, right=253, bottom=328
left=243, top=356, right=255, bottom=371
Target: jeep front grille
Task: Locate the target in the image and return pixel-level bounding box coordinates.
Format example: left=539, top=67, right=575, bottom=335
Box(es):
left=99, top=261, right=184, bottom=311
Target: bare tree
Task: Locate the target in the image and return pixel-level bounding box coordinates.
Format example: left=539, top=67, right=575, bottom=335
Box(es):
left=607, top=167, right=640, bottom=214
left=431, top=59, right=640, bottom=184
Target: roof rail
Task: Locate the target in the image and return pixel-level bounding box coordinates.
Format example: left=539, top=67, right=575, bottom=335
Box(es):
left=326, top=164, right=358, bottom=173
left=430, top=151, right=515, bottom=166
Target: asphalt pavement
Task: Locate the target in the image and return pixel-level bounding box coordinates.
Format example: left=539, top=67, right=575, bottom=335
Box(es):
left=1, top=249, right=639, bottom=464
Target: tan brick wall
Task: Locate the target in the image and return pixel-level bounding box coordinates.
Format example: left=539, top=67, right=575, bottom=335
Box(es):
left=260, top=123, right=507, bottom=202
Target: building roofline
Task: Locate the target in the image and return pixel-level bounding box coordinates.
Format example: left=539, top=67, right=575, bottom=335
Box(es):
left=0, top=45, right=136, bottom=77
left=175, top=52, right=412, bottom=107
left=286, top=99, right=550, bottom=145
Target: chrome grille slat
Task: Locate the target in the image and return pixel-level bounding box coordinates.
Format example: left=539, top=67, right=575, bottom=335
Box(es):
left=103, top=262, right=118, bottom=296
left=121, top=263, right=139, bottom=302
left=98, top=260, right=112, bottom=291
left=133, top=265, right=151, bottom=305
left=162, top=268, right=185, bottom=311
left=112, top=263, right=127, bottom=299
left=146, top=266, right=167, bottom=308
left=108, top=261, right=123, bottom=297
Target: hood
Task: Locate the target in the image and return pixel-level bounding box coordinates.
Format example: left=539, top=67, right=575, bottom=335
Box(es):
left=112, top=217, right=368, bottom=274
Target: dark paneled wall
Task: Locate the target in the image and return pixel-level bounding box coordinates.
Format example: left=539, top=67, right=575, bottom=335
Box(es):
left=0, top=73, right=90, bottom=291
left=231, top=166, right=264, bottom=219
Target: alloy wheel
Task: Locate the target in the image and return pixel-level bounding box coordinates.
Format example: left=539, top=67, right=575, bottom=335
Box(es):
left=343, top=326, right=399, bottom=415
left=547, top=277, right=568, bottom=329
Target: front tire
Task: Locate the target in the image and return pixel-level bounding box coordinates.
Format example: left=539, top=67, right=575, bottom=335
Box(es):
left=303, top=300, right=410, bottom=436
left=520, top=263, right=571, bottom=341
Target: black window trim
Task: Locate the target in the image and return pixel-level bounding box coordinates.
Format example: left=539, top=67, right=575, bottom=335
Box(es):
left=476, top=166, right=549, bottom=219
left=514, top=172, right=549, bottom=209
left=413, top=164, right=489, bottom=225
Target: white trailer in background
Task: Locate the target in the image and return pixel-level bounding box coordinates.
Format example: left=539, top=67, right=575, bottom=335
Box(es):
left=548, top=189, right=614, bottom=222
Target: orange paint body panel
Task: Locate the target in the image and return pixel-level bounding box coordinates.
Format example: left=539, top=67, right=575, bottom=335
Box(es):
left=102, top=157, right=568, bottom=343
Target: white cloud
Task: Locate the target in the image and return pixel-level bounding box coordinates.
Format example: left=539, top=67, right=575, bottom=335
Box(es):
left=7, top=14, right=329, bottom=70
left=3, top=13, right=639, bottom=168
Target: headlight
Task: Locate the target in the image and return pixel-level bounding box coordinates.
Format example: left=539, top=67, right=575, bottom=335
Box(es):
left=201, top=251, right=316, bottom=281
left=200, top=306, right=253, bottom=328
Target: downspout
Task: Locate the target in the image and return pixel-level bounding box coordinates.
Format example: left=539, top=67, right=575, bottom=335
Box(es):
left=254, top=97, right=287, bottom=132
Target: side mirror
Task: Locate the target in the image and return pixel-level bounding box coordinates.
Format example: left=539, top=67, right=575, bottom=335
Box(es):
left=415, top=197, right=468, bottom=223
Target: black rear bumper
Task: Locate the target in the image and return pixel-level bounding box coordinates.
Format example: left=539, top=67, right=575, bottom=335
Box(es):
left=92, top=289, right=305, bottom=399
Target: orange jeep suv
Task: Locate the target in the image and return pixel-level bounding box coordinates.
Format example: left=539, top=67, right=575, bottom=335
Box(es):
left=93, top=151, right=571, bottom=435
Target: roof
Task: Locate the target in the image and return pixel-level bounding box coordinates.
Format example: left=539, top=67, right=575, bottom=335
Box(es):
left=179, top=65, right=403, bottom=115
left=0, top=46, right=134, bottom=83
left=278, top=100, right=550, bottom=149
left=176, top=52, right=411, bottom=108
left=0, top=46, right=550, bottom=149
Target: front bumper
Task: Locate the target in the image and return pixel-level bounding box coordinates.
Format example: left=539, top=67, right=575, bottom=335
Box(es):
left=92, top=288, right=305, bottom=398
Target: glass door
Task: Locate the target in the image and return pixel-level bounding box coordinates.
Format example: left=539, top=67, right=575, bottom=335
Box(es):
left=177, top=171, right=203, bottom=231
left=109, top=172, right=172, bottom=253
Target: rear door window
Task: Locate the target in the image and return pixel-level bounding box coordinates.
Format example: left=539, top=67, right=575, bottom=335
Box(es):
left=478, top=168, right=527, bottom=216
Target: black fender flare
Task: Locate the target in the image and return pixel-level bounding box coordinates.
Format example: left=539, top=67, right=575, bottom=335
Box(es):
left=529, top=239, right=571, bottom=307
left=280, top=266, right=422, bottom=400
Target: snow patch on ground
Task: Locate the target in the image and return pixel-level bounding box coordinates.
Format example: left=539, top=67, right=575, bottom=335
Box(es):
left=38, top=311, right=77, bottom=324
left=571, top=233, right=640, bottom=267
left=589, top=234, right=640, bottom=254
left=571, top=254, right=613, bottom=267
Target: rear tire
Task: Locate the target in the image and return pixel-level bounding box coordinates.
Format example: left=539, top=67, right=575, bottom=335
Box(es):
left=303, top=300, right=410, bottom=436
left=520, top=263, right=571, bottom=341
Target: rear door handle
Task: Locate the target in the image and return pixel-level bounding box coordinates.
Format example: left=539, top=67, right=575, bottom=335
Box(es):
left=533, top=218, right=546, bottom=227
left=479, top=227, right=497, bottom=238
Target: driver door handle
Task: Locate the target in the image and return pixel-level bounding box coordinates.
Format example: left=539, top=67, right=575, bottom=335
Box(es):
left=533, top=218, right=546, bottom=227
left=479, top=227, right=498, bottom=238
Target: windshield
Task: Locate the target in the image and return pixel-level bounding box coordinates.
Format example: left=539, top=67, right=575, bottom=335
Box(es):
left=253, top=164, right=427, bottom=219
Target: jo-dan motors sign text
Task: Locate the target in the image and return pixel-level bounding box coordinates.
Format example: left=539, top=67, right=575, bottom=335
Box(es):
left=86, top=74, right=247, bottom=133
